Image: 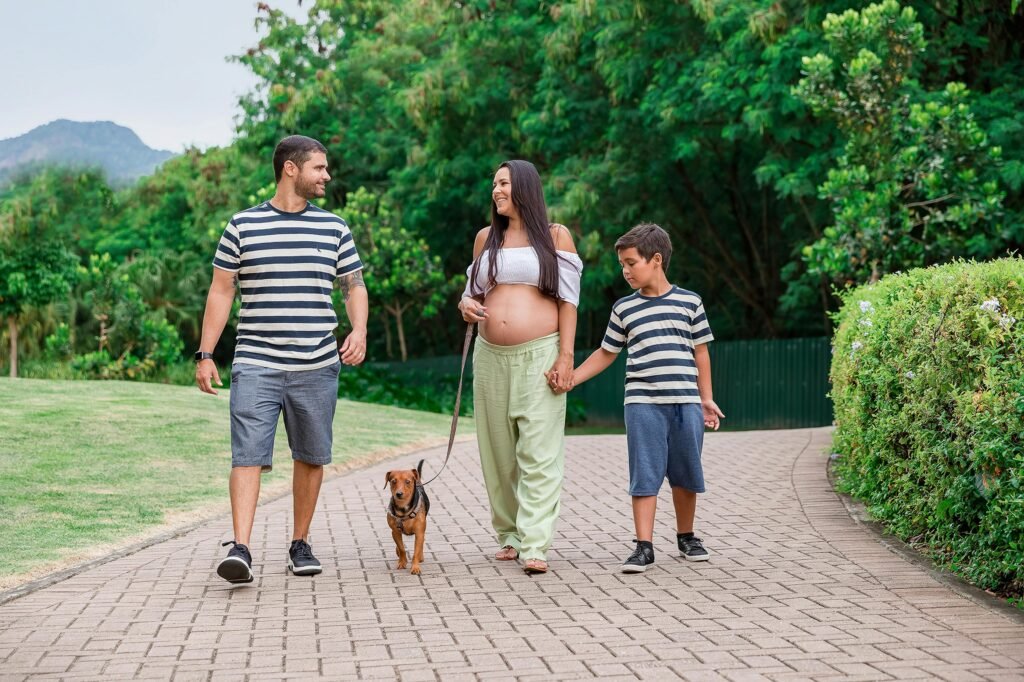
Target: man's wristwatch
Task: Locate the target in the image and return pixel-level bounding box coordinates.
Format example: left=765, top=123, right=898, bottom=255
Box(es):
left=194, top=351, right=214, bottom=363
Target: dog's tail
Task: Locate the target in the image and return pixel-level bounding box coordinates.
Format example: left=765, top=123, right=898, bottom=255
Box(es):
left=416, top=459, right=425, bottom=478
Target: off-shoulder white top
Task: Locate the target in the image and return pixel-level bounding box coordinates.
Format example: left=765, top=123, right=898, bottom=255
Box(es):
left=464, top=247, right=584, bottom=307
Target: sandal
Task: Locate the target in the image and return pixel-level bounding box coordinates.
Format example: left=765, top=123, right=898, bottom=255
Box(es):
left=495, top=545, right=519, bottom=561
left=523, top=559, right=547, bottom=574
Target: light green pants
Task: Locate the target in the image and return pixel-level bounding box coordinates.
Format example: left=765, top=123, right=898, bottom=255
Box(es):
left=473, top=332, right=566, bottom=562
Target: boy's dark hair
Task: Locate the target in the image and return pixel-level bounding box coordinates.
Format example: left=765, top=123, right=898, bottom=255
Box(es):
left=273, top=135, right=328, bottom=182
left=615, top=223, right=672, bottom=273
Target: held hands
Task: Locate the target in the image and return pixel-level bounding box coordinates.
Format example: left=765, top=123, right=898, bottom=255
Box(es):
left=702, top=399, right=725, bottom=431
left=196, top=359, right=222, bottom=395
left=458, top=296, right=487, bottom=323
left=545, top=353, right=575, bottom=394
left=340, top=328, right=368, bottom=366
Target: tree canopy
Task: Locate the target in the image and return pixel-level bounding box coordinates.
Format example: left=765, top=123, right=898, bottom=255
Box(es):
left=2, top=0, right=1022, bottom=372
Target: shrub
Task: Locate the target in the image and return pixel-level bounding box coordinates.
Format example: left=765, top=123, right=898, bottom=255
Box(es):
left=830, top=257, right=1024, bottom=600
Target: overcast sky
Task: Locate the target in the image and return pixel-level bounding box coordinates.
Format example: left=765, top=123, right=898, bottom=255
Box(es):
left=0, top=1, right=304, bottom=152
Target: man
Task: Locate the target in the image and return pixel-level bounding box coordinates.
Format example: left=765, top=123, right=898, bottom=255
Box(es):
left=196, top=135, right=367, bottom=584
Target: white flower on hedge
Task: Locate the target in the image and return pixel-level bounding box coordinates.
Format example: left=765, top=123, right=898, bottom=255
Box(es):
left=905, top=370, right=915, bottom=379
left=859, top=318, right=873, bottom=327
left=851, top=341, right=863, bottom=352
left=859, top=300, right=873, bottom=313
left=999, top=314, right=1016, bottom=329
left=980, top=298, right=1001, bottom=313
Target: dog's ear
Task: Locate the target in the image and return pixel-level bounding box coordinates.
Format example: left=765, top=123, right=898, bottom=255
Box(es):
left=383, top=471, right=393, bottom=489
left=415, top=459, right=425, bottom=480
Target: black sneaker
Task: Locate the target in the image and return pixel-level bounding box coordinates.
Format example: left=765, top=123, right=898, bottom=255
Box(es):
left=217, top=540, right=254, bottom=583
left=288, top=539, right=323, bottom=576
left=621, top=540, right=655, bottom=573
left=678, top=533, right=710, bottom=562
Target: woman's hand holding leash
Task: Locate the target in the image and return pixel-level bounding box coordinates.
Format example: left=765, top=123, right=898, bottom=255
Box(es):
left=458, top=296, right=488, bottom=323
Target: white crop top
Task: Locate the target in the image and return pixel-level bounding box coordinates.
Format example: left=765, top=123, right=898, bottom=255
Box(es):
left=464, top=247, right=584, bottom=307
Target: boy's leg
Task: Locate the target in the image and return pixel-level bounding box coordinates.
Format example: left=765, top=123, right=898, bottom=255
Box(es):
left=621, top=404, right=669, bottom=573
left=671, top=487, right=697, bottom=534
left=632, top=496, right=658, bottom=542
left=473, top=343, right=521, bottom=553
left=512, top=340, right=566, bottom=563
left=668, top=404, right=709, bottom=561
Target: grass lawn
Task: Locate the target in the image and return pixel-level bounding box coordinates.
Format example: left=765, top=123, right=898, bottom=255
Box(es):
left=0, top=377, right=470, bottom=590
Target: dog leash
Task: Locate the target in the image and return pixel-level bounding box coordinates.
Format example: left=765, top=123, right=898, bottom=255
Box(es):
left=422, top=323, right=475, bottom=486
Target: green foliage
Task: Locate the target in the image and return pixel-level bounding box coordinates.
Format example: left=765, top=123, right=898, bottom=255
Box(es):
left=70, top=254, right=184, bottom=380
left=338, top=364, right=472, bottom=416
left=342, top=187, right=464, bottom=360
left=5, top=0, right=1024, bottom=375
left=0, top=168, right=85, bottom=374
left=793, top=1, right=1009, bottom=291
left=831, top=257, right=1024, bottom=600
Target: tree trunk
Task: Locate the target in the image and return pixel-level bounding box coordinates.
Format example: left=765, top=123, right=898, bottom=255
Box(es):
left=381, top=312, right=393, bottom=359
left=395, top=305, right=407, bottom=363
left=7, top=315, right=17, bottom=378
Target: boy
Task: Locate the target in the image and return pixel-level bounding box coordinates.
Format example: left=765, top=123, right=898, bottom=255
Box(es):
left=556, top=223, right=724, bottom=573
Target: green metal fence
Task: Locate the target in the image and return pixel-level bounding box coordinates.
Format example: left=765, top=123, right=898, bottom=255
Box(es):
left=372, top=336, right=833, bottom=431
left=573, top=337, right=833, bottom=430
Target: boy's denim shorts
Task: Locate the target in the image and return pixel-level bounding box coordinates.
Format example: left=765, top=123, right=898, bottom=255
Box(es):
left=229, top=361, right=340, bottom=471
left=624, top=402, right=705, bottom=495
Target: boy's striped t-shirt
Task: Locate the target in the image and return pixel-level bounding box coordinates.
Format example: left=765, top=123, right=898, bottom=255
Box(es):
left=600, top=285, right=714, bottom=404
left=212, top=201, right=363, bottom=371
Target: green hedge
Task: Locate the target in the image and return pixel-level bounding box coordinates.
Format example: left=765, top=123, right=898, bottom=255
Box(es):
left=830, top=257, right=1024, bottom=602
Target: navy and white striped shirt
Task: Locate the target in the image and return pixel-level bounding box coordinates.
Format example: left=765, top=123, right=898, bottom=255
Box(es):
left=212, top=201, right=363, bottom=371
left=601, top=286, right=714, bottom=404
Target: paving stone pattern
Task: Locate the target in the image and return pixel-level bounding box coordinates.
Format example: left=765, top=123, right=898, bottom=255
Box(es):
left=1, top=428, right=1022, bottom=680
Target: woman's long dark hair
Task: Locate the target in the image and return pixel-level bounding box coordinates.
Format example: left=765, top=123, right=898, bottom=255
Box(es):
left=469, top=160, right=561, bottom=299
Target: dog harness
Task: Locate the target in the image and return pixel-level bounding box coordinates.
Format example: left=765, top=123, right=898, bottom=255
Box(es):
left=387, top=484, right=430, bottom=534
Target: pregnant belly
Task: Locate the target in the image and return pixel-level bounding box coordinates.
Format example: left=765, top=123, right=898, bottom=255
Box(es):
left=480, top=285, right=559, bottom=346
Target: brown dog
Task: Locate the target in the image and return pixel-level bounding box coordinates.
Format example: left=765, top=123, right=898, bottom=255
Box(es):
left=384, top=459, right=430, bottom=575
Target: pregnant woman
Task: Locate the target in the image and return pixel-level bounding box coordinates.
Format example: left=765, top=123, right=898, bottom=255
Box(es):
left=458, top=159, right=583, bottom=574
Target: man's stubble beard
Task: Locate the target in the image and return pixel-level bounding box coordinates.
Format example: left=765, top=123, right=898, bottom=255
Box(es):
left=294, top=175, right=325, bottom=200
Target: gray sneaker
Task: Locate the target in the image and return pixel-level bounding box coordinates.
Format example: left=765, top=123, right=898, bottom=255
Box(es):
left=677, top=534, right=710, bottom=561
left=621, top=541, right=655, bottom=573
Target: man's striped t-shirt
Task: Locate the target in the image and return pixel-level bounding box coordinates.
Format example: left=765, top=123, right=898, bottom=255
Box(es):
left=600, top=285, right=714, bottom=404
left=212, top=201, right=363, bottom=371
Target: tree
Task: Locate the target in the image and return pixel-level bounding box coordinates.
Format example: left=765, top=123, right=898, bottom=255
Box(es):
left=791, top=0, right=1008, bottom=293
left=342, top=188, right=463, bottom=361
left=0, top=170, right=88, bottom=376
left=70, top=253, right=184, bottom=380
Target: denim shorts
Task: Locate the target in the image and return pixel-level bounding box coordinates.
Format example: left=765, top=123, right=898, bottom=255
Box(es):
left=229, top=361, right=340, bottom=470
left=624, top=402, right=705, bottom=495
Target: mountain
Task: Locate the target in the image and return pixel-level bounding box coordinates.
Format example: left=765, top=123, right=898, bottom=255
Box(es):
left=0, top=119, right=176, bottom=186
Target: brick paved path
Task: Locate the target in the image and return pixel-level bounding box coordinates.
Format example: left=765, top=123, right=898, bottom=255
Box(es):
left=1, top=428, right=1022, bottom=680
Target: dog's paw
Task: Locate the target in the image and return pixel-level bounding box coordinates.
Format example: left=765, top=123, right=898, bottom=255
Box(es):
left=410, top=564, right=421, bottom=575
left=396, top=560, right=407, bottom=570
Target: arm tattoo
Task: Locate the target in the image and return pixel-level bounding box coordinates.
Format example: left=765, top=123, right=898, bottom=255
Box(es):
left=339, top=270, right=366, bottom=302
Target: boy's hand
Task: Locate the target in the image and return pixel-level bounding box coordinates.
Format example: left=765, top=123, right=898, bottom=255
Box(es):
left=702, top=399, right=725, bottom=431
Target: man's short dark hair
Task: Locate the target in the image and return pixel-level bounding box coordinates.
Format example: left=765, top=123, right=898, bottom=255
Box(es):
left=273, top=135, right=328, bottom=182
left=615, top=222, right=673, bottom=272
